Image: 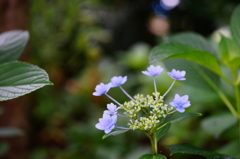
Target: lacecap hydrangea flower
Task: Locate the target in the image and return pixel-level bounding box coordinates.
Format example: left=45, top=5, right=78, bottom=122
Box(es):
left=94, top=65, right=190, bottom=134
left=93, top=83, right=111, bottom=96
left=142, top=65, right=164, bottom=76
left=167, top=69, right=186, bottom=80
left=95, top=114, right=117, bottom=134
left=170, top=94, right=191, bottom=113
left=110, top=76, right=127, bottom=87
left=104, top=103, right=118, bottom=115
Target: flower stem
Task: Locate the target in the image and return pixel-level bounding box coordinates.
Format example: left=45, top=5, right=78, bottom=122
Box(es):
left=236, top=74, right=240, bottom=85
left=235, top=85, right=240, bottom=116
left=232, top=70, right=240, bottom=139
left=115, top=126, right=130, bottom=130
left=150, top=133, right=158, bottom=155
left=105, top=94, right=122, bottom=106
left=163, top=80, right=175, bottom=98
left=153, top=77, right=158, bottom=95
left=194, top=65, right=239, bottom=118
left=117, top=114, right=128, bottom=117
left=142, top=108, right=149, bottom=116
left=168, top=110, right=177, bottom=115
left=119, top=86, right=135, bottom=101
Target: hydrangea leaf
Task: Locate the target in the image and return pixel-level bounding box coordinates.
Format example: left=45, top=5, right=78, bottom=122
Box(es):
left=218, top=35, right=240, bottom=73
left=168, top=144, right=234, bottom=159
left=0, top=30, right=29, bottom=64
left=217, top=140, right=240, bottom=159
left=164, top=32, right=216, bottom=55
left=149, top=43, right=222, bottom=76
left=201, top=112, right=237, bottom=138
left=139, top=154, right=167, bottom=159
left=151, top=32, right=221, bottom=92
left=155, top=123, right=171, bottom=141
left=230, top=4, right=240, bottom=48
left=0, top=128, right=23, bottom=137
left=0, top=61, right=53, bottom=101
left=163, top=112, right=202, bottom=124
left=102, top=129, right=128, bottom=139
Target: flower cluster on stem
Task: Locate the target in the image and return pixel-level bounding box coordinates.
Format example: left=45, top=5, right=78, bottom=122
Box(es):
left=93, top=65, right=191, bottom=135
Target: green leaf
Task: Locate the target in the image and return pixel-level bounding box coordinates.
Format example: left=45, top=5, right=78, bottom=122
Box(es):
left=139, top=154, right=167, bottom=159
left=0, top=128, right=23, bottom=137
left=0, top=142, right=9, bottom=156
left=230, top=4, right=240, bottom=48
left=164, top=32, right=216, bottom=54
left=218, top=35, right=231, bottom=63
left=217, top=140, right=240, bottom=159
left=0, top=61, right=53, bottom=101
left=149, top=43, right=222, bottom=76
left=155, top=123, right=171, bottom=141
left=201, top=112, right=237, bottom=138
left=163, top=112, right=202, bottom=124
left=0, top=30, right=29, bottom=64
left=218, top=36, right=240, bottom=72
left=159, top=33, right=220, bottom=92
left=102, top=129, right=128, bottom=139
left=168, top=144, right=234, bottom=159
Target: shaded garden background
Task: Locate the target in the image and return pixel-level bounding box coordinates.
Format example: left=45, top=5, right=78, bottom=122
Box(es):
left=0, top=0, right=239, bottom=159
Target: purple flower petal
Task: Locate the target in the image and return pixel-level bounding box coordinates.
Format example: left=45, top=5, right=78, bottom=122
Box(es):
left=93, top=83, right=111, bottom=96
left=170, top=94, right=191, bottom=113
left=104, top=103, right=118, bottom=115
left=167, top=69, right=186, bottom=80
left=95, top=114, right=117, bottom=134
left=110, top=76, right=127, bottom=87
left=142, top=65, right=164, bottom=77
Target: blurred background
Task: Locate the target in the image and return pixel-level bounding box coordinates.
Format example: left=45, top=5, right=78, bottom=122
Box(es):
left=0, top=0, right=239, bottom=159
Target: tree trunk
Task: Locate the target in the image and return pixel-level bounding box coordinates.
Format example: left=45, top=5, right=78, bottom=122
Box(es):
left=0, top=0, right=29, bottom=159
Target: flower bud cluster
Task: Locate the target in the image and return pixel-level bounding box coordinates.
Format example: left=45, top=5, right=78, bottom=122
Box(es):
left=129, top=116, right=159, bottom=130
left=121, top=92, right=174, bottom=131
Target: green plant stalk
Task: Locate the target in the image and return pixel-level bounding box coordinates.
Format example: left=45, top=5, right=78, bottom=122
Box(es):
left=231, top=70, right=240, bottom=114
left=143, top=108, right=149, bottom=116
left=232, top=70, right=240, bottom=139
left=156, top=123, right=168, bottom=130
left=194, top=65, right=239, bottom=119
left=235, top=85, right=240, bottom=115
left=146, top=132, right=158, bottom=155
left=236, top=73, right=240, bottom=85
left=220, top=74, right=234, bottom=86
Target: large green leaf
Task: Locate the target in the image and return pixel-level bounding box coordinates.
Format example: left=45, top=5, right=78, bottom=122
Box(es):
left=230, top=4, right=240, bottom=48
left=163, top=112, right=202, bottom=124
left=102, top=129, right=128, bottom=139
left=139, top=154, right=167, bottom=159
left=0, top=128, right=23, bottom=137
left=0, top=30, right=29, bottom=64
left=201, top=112, right=237, bottom=138
left=155, top=123, right=171, bottom=141
left=164, top=32, right=216, bottom=55
left=150, top=43, right=221, bottom=76
left=0, top=61, right=52, bottom=101
left=168, top=144, right=234, bottom=159
left=151, top=33, right=221, bottom=92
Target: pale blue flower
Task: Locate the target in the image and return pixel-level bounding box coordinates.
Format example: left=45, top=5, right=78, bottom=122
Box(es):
left=95, top=114, right=117, bottom=134
left=142, top=65, right=164, bottom=76
left=110, top=76, right=127, bottom=87
left=93, top=83, right=111, bottom=96
left=104, top=103, right=118, bottom=115
left=170, top=94, right=191, bottom=113
left=167, top=69, right=186, bottom=80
